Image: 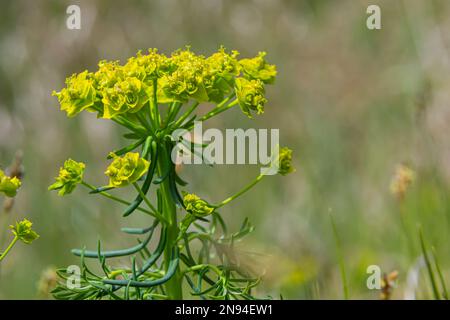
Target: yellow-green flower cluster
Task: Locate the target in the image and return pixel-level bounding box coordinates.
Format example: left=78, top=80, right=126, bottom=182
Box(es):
left=10, top=219, right=39, bottom=244
left=239, top=52, right=277, bottom=84
left=203, top=47, right=241, bottom=103
left=105, top=152, right=149, bottom=188
left=183, top=193, right=214, bottom=217
left=101, top=76, right=149, bottom=119
left=52, top=71, right=96, bottom=118
left=278, top=147, right=295, bottom=176
left=0, top=169, right=21, bottom=197
left=235, top=78, right=267, bottom=118
left=161, top=49, right=208, bottom=103
left=48, top=159, right=85, bottom=196
left=124, top=49, right=173, bottom=81
left=53, top=47, right=277, bottom=119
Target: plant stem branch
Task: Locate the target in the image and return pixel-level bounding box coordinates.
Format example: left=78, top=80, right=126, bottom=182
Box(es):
left=132, top=183, right=168, bottom=224
left=199, top=99, right=237, bottom=122
left=150, top=79, right=160, bottom=127
left=157, top=146, right=183, bottom=299
left=215, top=174, right=264, bottom=208
left=0, top=236, right=18, bottom=262
left=173, top=101, right=199, bottom=128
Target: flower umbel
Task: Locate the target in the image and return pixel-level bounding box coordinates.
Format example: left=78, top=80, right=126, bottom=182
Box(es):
left=10, top=219, right=39, bottom=244
left=105, top=152, right=149, bottom=188
left=0, top=169, right=21, bottom=197
left=48, top=159, right=85, bottom=196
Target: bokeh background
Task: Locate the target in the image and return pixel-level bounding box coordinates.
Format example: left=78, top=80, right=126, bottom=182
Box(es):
left=1, top=0, right=450, bottom=299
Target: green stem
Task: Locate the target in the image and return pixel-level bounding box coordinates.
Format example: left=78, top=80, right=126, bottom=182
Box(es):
left=432, top=246, right=448, bottom=300
left=165, top=102, right=183, bottom=128
left=419, top=227, right=441, bottom=300
left=132, top=183, right=168, bottom=224
left=112, top=116, right=146, bottom=134
left=81, top=182, right=153, bottom=216
left=215, top=174, right=264, bottom=208
left=150, top=79, right=160, bottom=127
left=173, top=101, right=199, bottom=128
left=158, top=145, right=183, bottom=299
left=330, top=214, right=349, bottom=300
left=182, top=264, right=222, bottom=276
left=199, top=99, right=237, bottom=123
left=135, top=111, right=154, bottom=135
left=0, top=236, right=18, bottom=262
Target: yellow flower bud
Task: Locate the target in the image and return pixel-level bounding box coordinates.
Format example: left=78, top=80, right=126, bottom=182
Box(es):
left=183, top=193, right=214, bottom=217
left=278, top=147, right=295, bottom=176
left=10, top=218, right=39, bottom=244
left=48, top=159, right=85, bottom=196
left=0, top=169, right=21, bottom=197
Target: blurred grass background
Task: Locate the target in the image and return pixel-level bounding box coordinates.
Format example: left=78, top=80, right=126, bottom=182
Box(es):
left=0, top=0, right=450, bottom=299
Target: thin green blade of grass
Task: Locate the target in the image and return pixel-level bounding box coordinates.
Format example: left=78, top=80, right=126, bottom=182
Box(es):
left=330, top=214, right=349, bottom=300
left=431, top=246, right=448, bottom=300
left=418, top=227, right=441, bottom=300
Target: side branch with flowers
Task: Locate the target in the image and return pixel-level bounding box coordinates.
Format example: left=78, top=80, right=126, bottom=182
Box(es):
left=0, top=165, right=39, bottom=262
left=49, top=47, right=293, bottom=300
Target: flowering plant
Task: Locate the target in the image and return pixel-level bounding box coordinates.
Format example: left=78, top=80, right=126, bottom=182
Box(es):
left=0, top=166, right=39, bottom=262
left=49, top=47, right=293, bottom=300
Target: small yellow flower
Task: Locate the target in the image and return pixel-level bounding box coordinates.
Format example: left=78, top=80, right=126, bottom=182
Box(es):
left=278, top=147, right=295, bottom=176
left=52, top=71, right=97, bottom=117
left=0, top=169, right=21, bottom=197
left=390, top=164, right=415, bottom=200
left=183, top=193, right=214, bottom=217
left=10, top=219, right=39, bottom=244
left=101, top=77, right=149, bottom=119
left=105, top=152, right=149, bottom=188
left=204, top=47, right=240, bottom=102
left=239, top=52, right=277, bottom=84
left=161, top=48, right=208, bottom=102
left=94, top=60, right=123, bottom=89
left=124, top=49, right=173, bottom=81
left=235, top=78, right=267, bottom=118
left=48, top=159, right=85, bottom=196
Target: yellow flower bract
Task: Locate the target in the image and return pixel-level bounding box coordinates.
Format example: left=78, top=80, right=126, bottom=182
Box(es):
left=0, top=169, right=21, bottom=197
left=105, top=152, right=150, bottom=188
